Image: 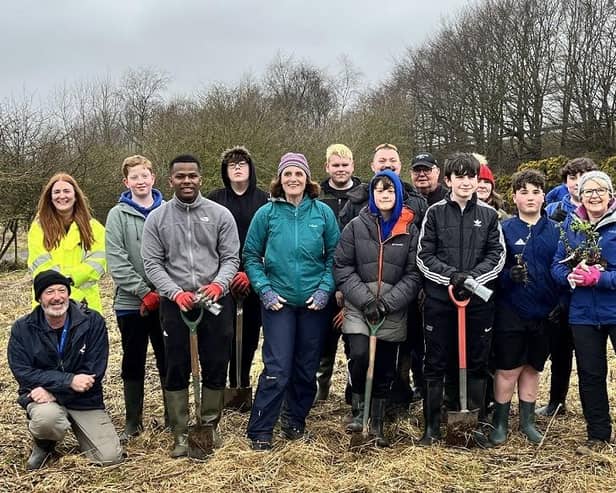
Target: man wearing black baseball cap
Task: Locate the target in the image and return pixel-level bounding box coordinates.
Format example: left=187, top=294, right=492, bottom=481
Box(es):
left=410, top=152, right=448, bottom=206
left=7, top=270, right=122, bottom=469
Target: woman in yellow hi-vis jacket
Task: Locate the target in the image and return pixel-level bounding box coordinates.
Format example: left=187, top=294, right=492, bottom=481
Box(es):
left=28, top=173, right=106, bottom=313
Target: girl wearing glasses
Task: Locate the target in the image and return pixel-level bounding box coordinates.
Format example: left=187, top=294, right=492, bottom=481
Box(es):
left=552, top=170, right=616, bottom=448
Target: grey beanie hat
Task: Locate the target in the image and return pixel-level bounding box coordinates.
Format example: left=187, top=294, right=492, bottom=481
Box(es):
left=579, top=170, right=614, bottom=196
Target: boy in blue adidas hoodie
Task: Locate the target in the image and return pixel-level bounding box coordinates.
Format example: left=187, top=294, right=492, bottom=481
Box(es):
left=489, top=170, right=560, bottom=446
left=105, top=155, right=166, bottom=441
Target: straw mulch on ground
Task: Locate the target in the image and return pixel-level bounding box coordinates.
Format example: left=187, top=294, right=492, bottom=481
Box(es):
left=1, top=270, right=616, bottom=492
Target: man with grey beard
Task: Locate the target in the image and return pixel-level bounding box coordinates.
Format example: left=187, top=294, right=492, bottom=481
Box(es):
left=7, top=270, right=122, bottom=470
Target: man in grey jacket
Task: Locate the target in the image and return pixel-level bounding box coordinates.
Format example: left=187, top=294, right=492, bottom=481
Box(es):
left=141, top=154, right=240, bottom=458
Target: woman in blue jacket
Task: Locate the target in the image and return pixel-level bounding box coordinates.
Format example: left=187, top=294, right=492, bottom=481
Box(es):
left=244, top=152, right=340, bottom=451
left=552, top=171, right=616, bottom=446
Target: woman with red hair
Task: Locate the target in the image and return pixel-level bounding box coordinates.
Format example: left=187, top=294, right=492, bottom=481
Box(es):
left=28, top=173, right=106, bottom=313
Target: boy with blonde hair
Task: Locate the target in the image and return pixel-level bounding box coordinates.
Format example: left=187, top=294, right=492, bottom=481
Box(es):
left=106, top=154, right=167, bottom=441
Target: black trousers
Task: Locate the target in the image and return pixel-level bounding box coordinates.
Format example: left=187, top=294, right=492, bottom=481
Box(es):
left=228, top=291, right=262, bottom=388
left=546, top=305, right=574, bottom=403
left=117, top=311, right=166, bottom=382
left=571, top=324, right=616, bottom=442
left=347, top=334, right=397, bottom=399
left=316, top=298, right=350, bottom=385
left=160, top=296, right=234, bottom=391
left=423, top=296, right=494, bottom=381
left=389, top=300, right=423, bottom=403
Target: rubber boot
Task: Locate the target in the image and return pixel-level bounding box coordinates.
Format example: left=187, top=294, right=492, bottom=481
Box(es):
left=26, top=439, right=55, bottom=470
left=467, top=378, right=487, bottom=420
left=165, top=389, right=189, bottom=458
left=519, top=400, right=543, bottom=444
left=488, top=401, right=511, bottom=446
left=467, top=377, right=490, bottom=447
left=160, top=375, right=170, bottom=429
left=420, top=380, right=443, bottom=446
left=442, top=376, right=459, bottom=422
left=314, top=354, right=334, bottom=404
left=369, top=398, right=390, bottom=447
left=119, top=379, right=144, bottom=442
left=201, top=387, right=224, bottom=448
left=535, top=400, right=566, bottom=417
left=345, top=393, right=365, bottom=433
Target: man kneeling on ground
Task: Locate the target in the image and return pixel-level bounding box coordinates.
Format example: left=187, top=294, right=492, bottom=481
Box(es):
left=7, top=270, right=123, bottom=469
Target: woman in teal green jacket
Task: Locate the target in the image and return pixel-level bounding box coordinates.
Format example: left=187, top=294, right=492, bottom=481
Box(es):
left=244, top=152, right=340, bottom=451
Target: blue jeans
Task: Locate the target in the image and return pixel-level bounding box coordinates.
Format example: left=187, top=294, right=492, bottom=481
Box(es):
left=247, top=304, right=328, bottom=441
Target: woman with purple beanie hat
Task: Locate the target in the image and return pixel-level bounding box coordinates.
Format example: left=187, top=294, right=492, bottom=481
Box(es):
left=243, top=152, right=340, bottom=450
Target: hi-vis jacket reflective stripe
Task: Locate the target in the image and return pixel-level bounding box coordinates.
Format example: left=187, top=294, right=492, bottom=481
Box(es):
left=27, top=219, right=106, bottom=313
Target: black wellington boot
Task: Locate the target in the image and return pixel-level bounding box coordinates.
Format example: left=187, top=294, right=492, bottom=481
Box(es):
left=419, top=380, right=443, bottom=446
left=345, top=393, right=365, bottom=433
left=369, top=398, right=390, bottom=447
left=120, top=379, right=144, bottom=442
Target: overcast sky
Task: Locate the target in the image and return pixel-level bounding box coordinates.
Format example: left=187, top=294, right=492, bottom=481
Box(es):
left=2, top=0, right=471, bottom=101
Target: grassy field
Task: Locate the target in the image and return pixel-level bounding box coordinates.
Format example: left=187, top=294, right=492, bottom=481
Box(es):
left=1, top=270, right=616, bottom=492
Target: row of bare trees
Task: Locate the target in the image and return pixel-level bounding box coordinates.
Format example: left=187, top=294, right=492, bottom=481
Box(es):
left=391, top=0, right=616, bottom=169
left=1, top=0, right=615, bottom=225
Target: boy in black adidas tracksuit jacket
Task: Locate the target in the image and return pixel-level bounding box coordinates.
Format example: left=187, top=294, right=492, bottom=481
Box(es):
left=416, top=152, right=505, bottom=445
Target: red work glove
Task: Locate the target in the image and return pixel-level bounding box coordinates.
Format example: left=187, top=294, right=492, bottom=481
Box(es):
left=142, top=291, right=160, bottom=311
left=200, top=283, right=224, bottom=302
left=230, top=271, right=250, bottom=298
left=174, top=291, right=196, bottom=312
left=139, top=291, right=160, bottom=316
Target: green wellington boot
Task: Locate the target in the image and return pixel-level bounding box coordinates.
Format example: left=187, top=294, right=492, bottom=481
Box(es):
left=119, top=379, right=144, bottom=442
left=488, top=401, right=511, bottom=446
left=165, top=389, right=189, bottom=458
left=519, top=400, right=543, bottom=444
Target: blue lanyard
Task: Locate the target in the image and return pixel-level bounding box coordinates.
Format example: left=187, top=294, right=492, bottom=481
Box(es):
left=57, top=317, right=70, bottom=359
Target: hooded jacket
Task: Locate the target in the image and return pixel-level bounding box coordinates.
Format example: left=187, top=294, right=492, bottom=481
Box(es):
left=416, top=193, right=506, bottom=304
left=552, top=204, right=616, bottom=325
left=334, top=173, right=422, bottom=342
left=545, top=193, right=577, bottom=219
left=28, top=218, right=106, bottom=314
left=7, top=301, right=109, bottom=410
left=141, top=193, right=240, bottom=300
left=339, top=180, right=427, bottom=230
left=105, top=189, right=164, bottom=311
left=207, top=148, right=269, bottom=260
left=497, top=214, right=560, bottom=321
left=243, top=195, right=340, bottom=307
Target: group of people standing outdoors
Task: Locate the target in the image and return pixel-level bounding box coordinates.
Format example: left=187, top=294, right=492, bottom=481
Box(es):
left=7, top=141, right=616, bottom=469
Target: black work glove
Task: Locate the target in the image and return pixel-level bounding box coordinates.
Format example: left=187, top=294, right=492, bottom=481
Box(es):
left=547, top=305, right=562, bottom=326
left=450, top=272, right=470, bottom=290
left=510, top=265, right=527, bottom=284
left=377, top=300, right=388, bottom=319
left=550, top=208, right=567, bottom=223
left=362, top=300, right=381, bottom=325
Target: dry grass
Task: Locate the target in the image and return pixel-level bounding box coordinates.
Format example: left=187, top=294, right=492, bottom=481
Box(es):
left=1, top=270, right=616, bottom=492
